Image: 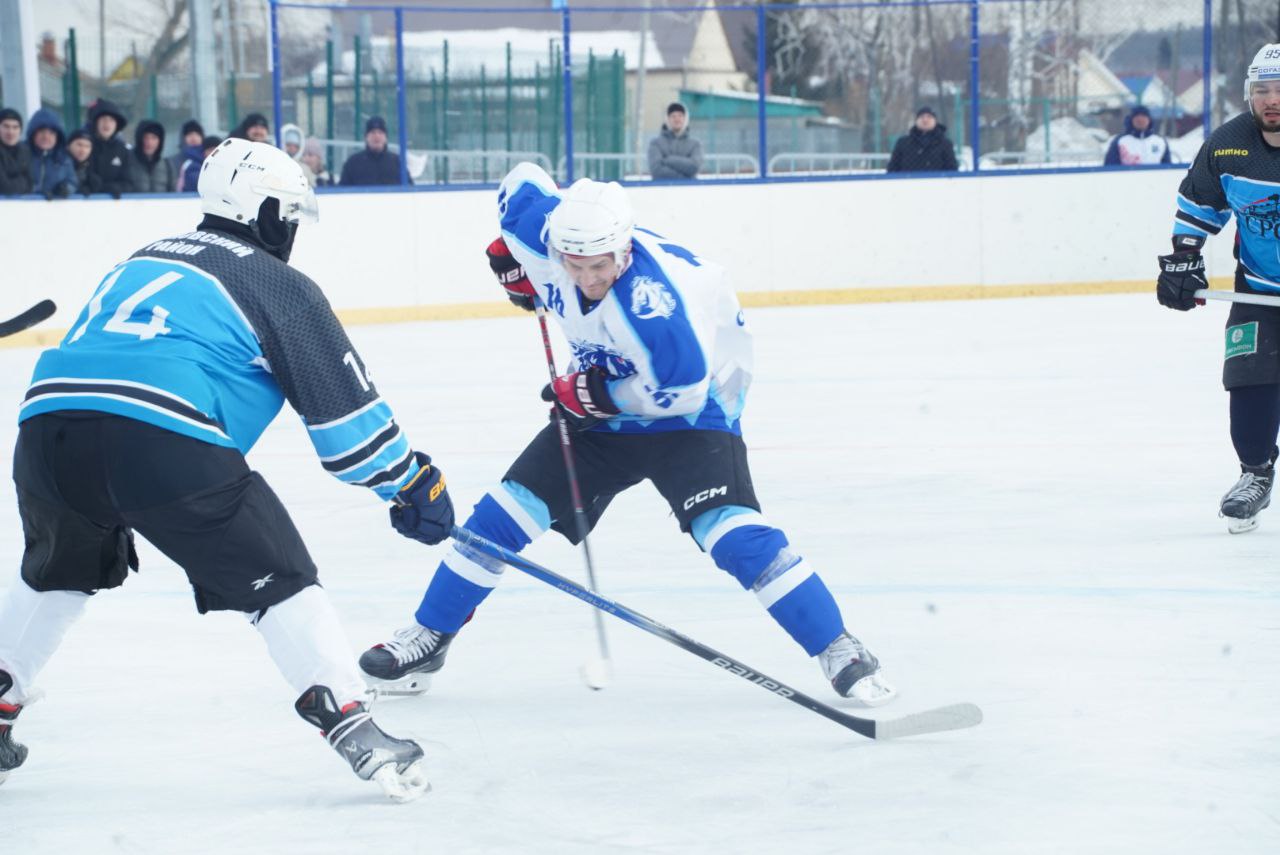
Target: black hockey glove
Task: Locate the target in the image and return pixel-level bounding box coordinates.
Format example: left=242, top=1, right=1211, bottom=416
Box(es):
left=486, top=237, right=537, bottom=312
left=541, top=367, right=621, bottom=431
left=1156, top=250, right=1207, bottom=311
left=389, top=452, right=455, bottom=546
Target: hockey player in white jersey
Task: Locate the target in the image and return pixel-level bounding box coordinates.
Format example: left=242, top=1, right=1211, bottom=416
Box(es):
left=0, top=140, right=454, bottom=801
left=361, top=163, right=896, bottom=706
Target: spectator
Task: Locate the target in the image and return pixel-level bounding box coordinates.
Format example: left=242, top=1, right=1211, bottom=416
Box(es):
left=1104, top=105, right=1172, bottom=166
left=280, top=123, right=304, bottom=159
left=0, top=107, right=33, bottom=196
left=175, top=128, right=208, bottom=193
left=886, top=107, right=959, bottom=173
left=168, top=119, right=203, bottom=188
left=84, top=98, right=134, bottom=197
left=301, top=137, right=335, bottom=187
left=230, top=112, right=271, bottom=143
left=66, top=129, right=92, bottom=192
left=647, top=101, right=703, bottom=180
left=26, top=108, right=77, bottom=199
left=339, top=116, right=402, bottom=186
left=127, top=119, right=176, bottom=194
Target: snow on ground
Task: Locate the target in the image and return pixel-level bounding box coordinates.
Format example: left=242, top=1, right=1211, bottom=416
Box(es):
left=1, top=294, right=1277, bottom=854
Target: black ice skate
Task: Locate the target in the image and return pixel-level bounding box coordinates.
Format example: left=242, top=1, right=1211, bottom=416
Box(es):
left=359, top=624, right=456, bottom=696
left=818, top=632, right=897, bottom=707
left=1219, top=456, right=1275, bottom=534
left=0, top=670, right=28, bottom=787
left=295, top=685, right=428, bottom=802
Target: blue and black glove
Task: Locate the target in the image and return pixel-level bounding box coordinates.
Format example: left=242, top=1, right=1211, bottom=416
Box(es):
left=389, top=452, right=455, bottom=546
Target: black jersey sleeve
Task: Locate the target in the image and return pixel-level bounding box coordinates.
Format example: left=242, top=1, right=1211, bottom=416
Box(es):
left=1173, top=142, right=1232, bottom=242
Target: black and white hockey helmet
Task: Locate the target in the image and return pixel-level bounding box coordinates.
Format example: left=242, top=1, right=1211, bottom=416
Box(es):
left=1246, top=44, right=1280, bottom=105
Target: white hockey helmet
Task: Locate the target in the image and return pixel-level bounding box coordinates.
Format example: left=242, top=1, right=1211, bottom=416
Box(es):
left=1245, top=43, right=1280, bottom=103
left=546, top=178, right=633, bottom=264
left=198, top=138, right=318, bottom=227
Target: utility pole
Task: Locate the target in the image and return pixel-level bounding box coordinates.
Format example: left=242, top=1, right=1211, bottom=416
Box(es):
left=0, top=0, right=40, bottom=117
left=190, top=0, right=220, bottom=131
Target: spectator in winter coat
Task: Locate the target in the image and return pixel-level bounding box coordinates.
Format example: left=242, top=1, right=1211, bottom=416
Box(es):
left=280, top=123, right=304, bottom=159
left=339, top=116, right=402, bottom=186
left=230, top=113, right=271, bottom=143
left=301, top=137, right=335, bottom=187
left=886, top=107, right=959, bottom=173
left=127, top=119, right=175, bottom=193
left=1103, top=105, right=1172, bottom=166
left=26, top=108, right=77, bottom=199
left=168, top=119, right=203, bottom=188
left=647, top=102, right=703, bottom=180
left=84, top=98, right=134, bottom=197
left=67, top=129, right=93, bottom=193
left=0, top=107, right=33, bottom=196
left=174, top=128, right=207, bottom=192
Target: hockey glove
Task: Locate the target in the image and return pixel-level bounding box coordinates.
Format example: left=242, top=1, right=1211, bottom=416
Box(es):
left=1157, top=250, right=1207, bottom=311
left=486, top=237, right=537, bottom=312
left=389, top=452, right=455, bottom=546
left=541, top=367, right=621, bottom=431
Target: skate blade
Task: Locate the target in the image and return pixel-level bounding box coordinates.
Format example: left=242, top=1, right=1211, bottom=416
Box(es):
left=848, top=672, right=898, bottom=708
left=371, top=759, right=430, bottom=803
left=1225, top=515, right=1259, bottom=534
left=0, top=770, right=8, bottom=787
left=367, top=673, right=433, bottom=698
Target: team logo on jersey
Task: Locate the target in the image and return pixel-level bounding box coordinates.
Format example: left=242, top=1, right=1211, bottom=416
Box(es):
left=1213, top=148, right=1248, bottom=157
left=570, top=341, right=635, bottom=378
left=629, top=276, right=677, bottom=320
left=1239, top=194, right=1280, bottom=239
left=643, top=382, right=679, bottom=409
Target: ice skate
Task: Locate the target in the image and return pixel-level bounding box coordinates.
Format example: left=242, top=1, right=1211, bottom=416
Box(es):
left=0, top=670, right=28, bottom=787
left=1219, top=457, right=1274, bottom=534
left=359, top=624, right=456, bottom=697
left=819, top=632, right=897, bottom=707
left=295, top=685, right=428, bottom=802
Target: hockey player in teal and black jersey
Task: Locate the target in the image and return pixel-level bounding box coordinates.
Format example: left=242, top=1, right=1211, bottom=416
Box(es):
left=1159, top=44, right=1280, bottom=533
left=0, top=139, right=454, bottom=801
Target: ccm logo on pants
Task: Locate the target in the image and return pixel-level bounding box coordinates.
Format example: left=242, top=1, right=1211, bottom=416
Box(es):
left=684, top=485, right=728, bottom=510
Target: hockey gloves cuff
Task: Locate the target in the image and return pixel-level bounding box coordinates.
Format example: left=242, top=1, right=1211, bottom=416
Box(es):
left=487, top=237, right=538, bottom=312
left=389, top=452, right=455, bottom=546
left=1157, top=250, right=1207, bottom=311
left=541, top=368, right=621, bottom=431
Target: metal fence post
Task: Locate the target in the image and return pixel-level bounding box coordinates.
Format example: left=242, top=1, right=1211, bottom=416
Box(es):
left=442, top=38, right=450, bottom=183
left=968, top=0, right=980, bottom=171
left=394, top=7, right=410, bottom=186
left=1202, top=0, right=1213, bottom=136
left=270, top=0, right=282, bottom=146
left=562, top=9, right=574, bottom=184
left=756, top=4, right=767, bottom=179
left=325, top=37, right=335, bottom=172
left=354, top=34, right=362, bottom=140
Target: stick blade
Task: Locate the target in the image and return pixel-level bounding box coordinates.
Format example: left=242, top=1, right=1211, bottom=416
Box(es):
left=0, top=300, right=57, bottom=338
left=873, top=703, right=983, bottom=740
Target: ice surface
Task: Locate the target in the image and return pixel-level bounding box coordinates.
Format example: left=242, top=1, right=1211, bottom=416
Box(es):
left=0, top=295, right=1277, bottom=853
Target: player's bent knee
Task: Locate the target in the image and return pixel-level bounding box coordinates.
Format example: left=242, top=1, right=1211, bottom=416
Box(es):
left=692, top=506, right=791, bottom=590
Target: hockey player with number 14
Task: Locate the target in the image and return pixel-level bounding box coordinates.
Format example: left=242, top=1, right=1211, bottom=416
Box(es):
left=360, top=162, right=896, bottom=706
left=1158, top=44, right=1280, bottom=533
left=0, top=139, right=455, bottom=801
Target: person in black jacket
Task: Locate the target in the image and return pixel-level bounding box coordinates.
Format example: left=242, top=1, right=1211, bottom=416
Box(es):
left=26, top=108, right=77, bottom=199
left=0, top=108, right=33, bottom=196
left=339, top=116, right=402, bottom=186
left=127, top=119, right=175, bottom=193
left=886, top=107, right=959, bottom=173
left=66, top=129, right=93, bottom=193
left=84, top=99, right=134, bottom=197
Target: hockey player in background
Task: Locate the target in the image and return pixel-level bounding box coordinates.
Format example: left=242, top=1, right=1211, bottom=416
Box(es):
left=360, top=162, right=897, bottom=707
left=1158, top=44, right=1280, bottom=533
left=0, top=139, right=454, bottom=801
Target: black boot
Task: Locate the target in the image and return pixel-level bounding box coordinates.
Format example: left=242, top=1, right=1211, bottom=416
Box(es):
left=359, top=624, right=456, bottom=696
left=1220, top=453, right=1276, bottom=534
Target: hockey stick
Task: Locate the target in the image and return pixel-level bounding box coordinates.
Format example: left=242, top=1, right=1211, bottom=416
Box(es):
left=450, top=525, right=983, bottom=740
left=0, top=300, right=56, bottom=338
left=532, top=299, right=613, bottom=689
left=1194, top=289, right=1280, bottom=308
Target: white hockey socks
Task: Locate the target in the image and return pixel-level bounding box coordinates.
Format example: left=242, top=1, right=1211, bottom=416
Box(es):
left=252, top=585, right=368, bottom=707
left=0, top=576, right=90, bottom=704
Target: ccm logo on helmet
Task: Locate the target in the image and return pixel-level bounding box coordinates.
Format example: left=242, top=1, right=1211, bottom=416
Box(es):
left=684, top=485, right=727, bottom=510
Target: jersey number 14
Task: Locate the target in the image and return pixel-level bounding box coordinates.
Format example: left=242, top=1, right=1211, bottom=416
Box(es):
left=69, top=267, right=179, bottom=343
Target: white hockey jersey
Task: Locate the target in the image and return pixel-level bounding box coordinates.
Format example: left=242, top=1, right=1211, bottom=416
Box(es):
left=497, top=163, right=752, bottom=435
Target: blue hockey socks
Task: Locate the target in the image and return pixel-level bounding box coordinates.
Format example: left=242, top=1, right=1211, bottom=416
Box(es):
left=413, top=481, right=550, bottom=632
left=692, top=506, right=843, bottom=656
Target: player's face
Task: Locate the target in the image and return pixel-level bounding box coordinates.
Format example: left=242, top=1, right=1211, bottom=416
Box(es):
left=562, top=253, right=621, bottom=300
left=0, top=118, right=22, bottom=147
left=1251, top=82, right=1280, bottom=133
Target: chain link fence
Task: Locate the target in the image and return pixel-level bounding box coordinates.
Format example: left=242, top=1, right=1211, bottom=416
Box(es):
left=10, top=1, right=1280, bottom=186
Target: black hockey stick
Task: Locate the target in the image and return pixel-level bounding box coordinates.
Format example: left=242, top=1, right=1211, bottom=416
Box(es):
left=0, top=300, right=56, bottom=338
left=450, top=525, right=983, bottom=740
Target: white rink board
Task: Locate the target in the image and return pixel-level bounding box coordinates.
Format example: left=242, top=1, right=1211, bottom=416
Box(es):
left=0, top=295, right=1276, bottom=854
left=0, top=168, right=1239, bottom=331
